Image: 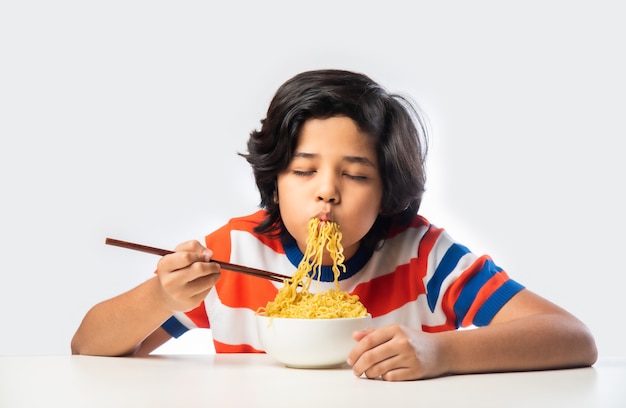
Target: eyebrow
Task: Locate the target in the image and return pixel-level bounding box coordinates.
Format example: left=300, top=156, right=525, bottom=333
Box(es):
left=293, top=152, right=377, bottom=168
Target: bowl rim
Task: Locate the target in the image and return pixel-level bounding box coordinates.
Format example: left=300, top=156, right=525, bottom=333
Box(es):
left=255, top=313, right=371, bottom=321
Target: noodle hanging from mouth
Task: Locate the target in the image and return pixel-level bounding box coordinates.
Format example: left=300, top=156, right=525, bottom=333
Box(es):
left=258, top=218, right=368, bottom=318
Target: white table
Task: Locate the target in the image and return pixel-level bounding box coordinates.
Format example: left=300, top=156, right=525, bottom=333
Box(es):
left=1, top=354, right=624, bottom=407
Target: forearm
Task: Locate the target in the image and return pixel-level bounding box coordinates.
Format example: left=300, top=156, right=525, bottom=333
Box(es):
left=71, top=277, right=173, bottom=356
left=439, top=313, right=598, bottom=375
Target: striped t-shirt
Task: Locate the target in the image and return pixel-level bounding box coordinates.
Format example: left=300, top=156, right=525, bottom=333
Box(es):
left=162, top=210, right=524, bottom=352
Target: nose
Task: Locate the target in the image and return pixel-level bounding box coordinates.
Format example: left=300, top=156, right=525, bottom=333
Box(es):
left=315, top=171, right=340, bottom=204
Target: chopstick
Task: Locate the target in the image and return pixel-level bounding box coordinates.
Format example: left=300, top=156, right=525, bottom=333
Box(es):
left=105, top=237, right=290, bottom=284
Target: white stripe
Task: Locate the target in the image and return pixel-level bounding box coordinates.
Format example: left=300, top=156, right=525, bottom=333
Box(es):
left=339, top=224, right=429, bottom=292
left=230, top=230, right=296, bottom=278
left=206, top=289, right=264, bottom=350
left=425, top=230, right=478, bottom=322
left=204, top=230, right=294, bottom=348
left=171, top=310, right=200, bottom=330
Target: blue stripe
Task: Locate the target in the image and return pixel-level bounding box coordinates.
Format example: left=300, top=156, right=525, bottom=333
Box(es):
left=474, top=280, right=525, bottom=326
left=426, top=243, right=471, bottom=312
left=161, top=316, right=189, bottom=338
left=453, top=259, right=503, bottom=326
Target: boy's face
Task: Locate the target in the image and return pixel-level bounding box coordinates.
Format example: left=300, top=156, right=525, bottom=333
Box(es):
left=277, top=116, right=383, bottom=263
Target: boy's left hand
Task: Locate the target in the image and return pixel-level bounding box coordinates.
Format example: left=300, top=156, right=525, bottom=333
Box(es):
left=347, top=324, right=445, bottom=381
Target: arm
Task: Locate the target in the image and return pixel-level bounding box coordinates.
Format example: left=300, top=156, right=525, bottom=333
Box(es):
left=347, top=289, right=598, bottom=381
left=71, top=241, right=220, bottom=356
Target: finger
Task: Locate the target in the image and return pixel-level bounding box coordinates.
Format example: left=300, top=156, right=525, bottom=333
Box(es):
left=352, top=328, right=375, bottom=341
left=156, top=255, right=220, bottom=304
left=185, top=264, right=221, bottom=293
left=158, top=251, right=212, bottom=276
left=380, top=366, right=414, bottom=382
left=347, top=329, right=394, bottom=372
left=158, top=263, right=221, bottom=312
left=350, top=327, right=392, bottom=357
left=364, top=354, right=409, bottom=381
left=352, top=344, right=397, bottom=378
left=173, top=240, right=207, bottom=253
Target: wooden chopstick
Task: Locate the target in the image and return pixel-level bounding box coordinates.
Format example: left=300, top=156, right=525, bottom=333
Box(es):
left=105, top=237, right=290, bottom=284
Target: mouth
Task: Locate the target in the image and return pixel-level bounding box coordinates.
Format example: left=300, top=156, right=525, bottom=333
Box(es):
left=315, top=212, right=333, bottom=222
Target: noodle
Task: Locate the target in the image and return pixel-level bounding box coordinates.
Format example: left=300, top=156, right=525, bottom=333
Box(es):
left=259, top=218, right=368, bottom=318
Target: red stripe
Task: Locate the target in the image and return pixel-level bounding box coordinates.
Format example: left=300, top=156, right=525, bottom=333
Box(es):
left=213, top=339, right=264, bottom=353
left=422, top=322, right=456, bottom=333
left=352, top=224, right=441, bottom=317
left=440, top=257, right=491, bottom=325
left=184, top=303, right=211, bottom=329
left=461, top=270, right=510, bottom=327
left=216, top=270, right=278, bottom=310
left=205, top=210, right=280, bottom=311
left=414, top=224, right=442, bottom=291
left=388, top=214, right=431, bottom=238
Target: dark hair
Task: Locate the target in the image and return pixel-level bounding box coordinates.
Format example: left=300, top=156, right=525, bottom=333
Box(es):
left=239, top=69, right=428, bottom=250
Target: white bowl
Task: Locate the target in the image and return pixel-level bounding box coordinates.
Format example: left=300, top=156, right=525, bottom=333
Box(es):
left=255, top=314, right=372, bottom=368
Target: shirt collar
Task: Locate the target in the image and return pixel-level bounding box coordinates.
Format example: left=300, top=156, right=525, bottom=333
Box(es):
left=281, top=234, right=372, bottom=281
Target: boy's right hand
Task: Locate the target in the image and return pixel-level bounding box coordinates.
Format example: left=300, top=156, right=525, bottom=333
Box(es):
left=154, top=240, right=221, bottom=313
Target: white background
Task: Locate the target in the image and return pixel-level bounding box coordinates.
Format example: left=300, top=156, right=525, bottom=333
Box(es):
left=1, top=1, right=624, bottom=357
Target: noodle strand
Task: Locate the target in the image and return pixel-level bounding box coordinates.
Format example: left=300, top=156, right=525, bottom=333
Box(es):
left=259, top=218, right=368, bottom=319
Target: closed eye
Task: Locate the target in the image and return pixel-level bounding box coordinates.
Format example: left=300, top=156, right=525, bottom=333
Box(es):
left=344, top=174, right=368, bottom=181
left=292, top=170, right=315, bottom=177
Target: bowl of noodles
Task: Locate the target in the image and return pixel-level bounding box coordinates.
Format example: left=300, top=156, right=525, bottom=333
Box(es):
left=256, top=313, right=371, bottom=368
left=256, top=218, right=372, bottom=368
